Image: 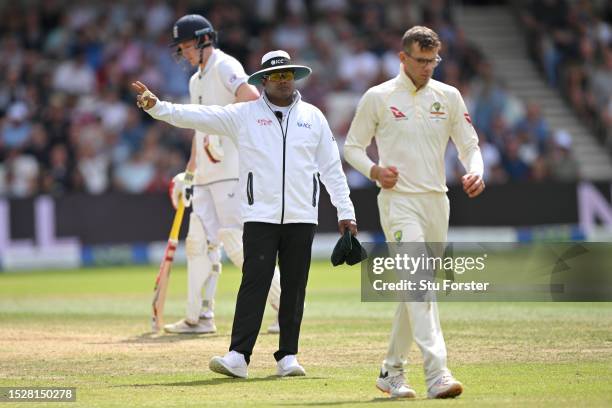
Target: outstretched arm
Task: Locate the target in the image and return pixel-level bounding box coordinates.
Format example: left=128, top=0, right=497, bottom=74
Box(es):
left=131, top=81, right=240, bottom=144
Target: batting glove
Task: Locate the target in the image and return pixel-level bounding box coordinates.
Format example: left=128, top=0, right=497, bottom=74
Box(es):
left=169, top=171, right=194, bottom=209
left=183, top=170, right=194, bottom=207
left=204, top=135, right=224, bottom=163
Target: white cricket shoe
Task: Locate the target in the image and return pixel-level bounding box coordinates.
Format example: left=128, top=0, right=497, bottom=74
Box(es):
left=276, top=355, right=306, bottom=377
left=209, top=351, right=248, bottom=378
left=198, top=317, right=217, bottom=333
left=267, top=316, right=280, bottom=334
left=427, top=374, right=463, bottom=399
left=376, top=370, right=416, bottom=398
left=163, top=318, right=216, bottom=334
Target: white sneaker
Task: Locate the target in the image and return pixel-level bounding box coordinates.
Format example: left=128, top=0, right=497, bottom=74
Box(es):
left=198, top=317, right=217, bottom=333
left=376, top=370, right=416, bottom=398
left=163, top=318, right=216, bottom=334
left=276, top=355, right=306, bottom=377
left=427, top=374, right=463, bottom=399
left=267, top=316, right=280, bottom=334
left=209, top=351, right=248, bottom=378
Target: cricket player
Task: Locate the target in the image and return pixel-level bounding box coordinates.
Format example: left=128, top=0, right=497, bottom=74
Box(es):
left=164, top=14, right=282, bottom=334
left=344, top=26, right=485, bottom=398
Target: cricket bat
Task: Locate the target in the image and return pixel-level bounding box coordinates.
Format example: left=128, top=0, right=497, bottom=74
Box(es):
left=151, top=198, right=186, bottom=332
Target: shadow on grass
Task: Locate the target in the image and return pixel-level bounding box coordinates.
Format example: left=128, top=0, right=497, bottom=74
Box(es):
left=276, top=398, right=425, bottom=405
left=87, top=332, right=225, bottom=345
left=115, top=376, right=327, bottom=387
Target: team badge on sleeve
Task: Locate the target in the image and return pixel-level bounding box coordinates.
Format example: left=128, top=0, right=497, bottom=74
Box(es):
left=464, top=112, right=472, bottom=124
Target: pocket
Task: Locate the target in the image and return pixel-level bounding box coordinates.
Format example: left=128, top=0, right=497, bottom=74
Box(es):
left=312, top=173, right=318, bottom=207
left=246, top=172, right=254, bottom=205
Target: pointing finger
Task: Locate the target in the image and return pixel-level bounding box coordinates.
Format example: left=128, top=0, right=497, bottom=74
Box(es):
left=131, top=81, right=148, bottom=93
left=131, top=82, right=144, bottom=93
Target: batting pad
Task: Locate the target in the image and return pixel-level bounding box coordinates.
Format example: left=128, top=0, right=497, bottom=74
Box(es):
left=218, top=227, right=244, bottom=269
left=185, top=213, right=213, bottom=323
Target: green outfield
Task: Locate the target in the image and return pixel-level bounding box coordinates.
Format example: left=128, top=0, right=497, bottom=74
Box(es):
left=1, top=261, right=611, bottom=407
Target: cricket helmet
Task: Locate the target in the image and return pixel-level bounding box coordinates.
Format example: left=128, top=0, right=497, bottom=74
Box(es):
left=170, top=14, right=216, bottom=49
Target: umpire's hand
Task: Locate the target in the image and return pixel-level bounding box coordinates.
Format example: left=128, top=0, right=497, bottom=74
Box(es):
left=131, top=81, right=158, bottom=110
left=338, top=219, right=358, bottom=236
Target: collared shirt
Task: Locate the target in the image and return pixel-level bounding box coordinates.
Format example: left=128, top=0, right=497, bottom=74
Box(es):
left=344, top=66, right=483, bottom=193
left=189, top=49, right=248, bottom=184
left=147, top=91, right=355, bottom=225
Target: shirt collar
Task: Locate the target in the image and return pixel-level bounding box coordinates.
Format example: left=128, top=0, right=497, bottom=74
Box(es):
left=397, top=64, right=428, bottom=93
left=198, top=49, right=218, bottom=76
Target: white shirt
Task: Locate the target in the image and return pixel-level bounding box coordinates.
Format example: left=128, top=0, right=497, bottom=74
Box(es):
left=344, top=67, right=484, bottom=193
left=147, top=92, right=355, bottom=225
left=189, top=49, right=248, bottom=184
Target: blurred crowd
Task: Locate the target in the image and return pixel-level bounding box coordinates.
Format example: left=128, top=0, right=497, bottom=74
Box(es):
left=0, top=0, right=587, bottom=198
left=521, top=0, right=612, bottom=150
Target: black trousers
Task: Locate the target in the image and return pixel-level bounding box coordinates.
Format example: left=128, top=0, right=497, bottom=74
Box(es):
left=229, top=222, right=316, bottom=364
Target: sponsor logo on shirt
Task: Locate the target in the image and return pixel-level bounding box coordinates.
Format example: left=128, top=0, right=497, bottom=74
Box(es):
left=297, top=121, right=312, bottom=129
left=257, top=118, right=273, bottom=126
left=229, top=74, right=237, bottom=84
left=464, top=112, right=472, bottom=124
left=390, top=106, right=407, bottom=120
left=429, top=101, right=448, bottom=120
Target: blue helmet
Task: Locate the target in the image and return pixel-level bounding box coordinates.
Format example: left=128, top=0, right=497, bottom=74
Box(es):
left=170, top=14, right=216, bottom=49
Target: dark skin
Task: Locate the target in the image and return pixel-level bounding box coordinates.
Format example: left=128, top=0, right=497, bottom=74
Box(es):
left=132, top=76, right=358, bottom=236
left=262, top=70, right=295, bottom=106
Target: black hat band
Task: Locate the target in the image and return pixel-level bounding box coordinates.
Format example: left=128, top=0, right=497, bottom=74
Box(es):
left=262, top=57, right=290, bottom=69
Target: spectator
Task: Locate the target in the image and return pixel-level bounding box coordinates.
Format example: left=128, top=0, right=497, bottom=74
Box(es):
left=0, top=0, right=585, bottom=199
left=515, top=102, right=550, bottom=152
left=1, top=102, right=32, bottom=150
left=521, top=0, right=611, bottom=152
left=43, top=143, right=73, bottom=194
left=502, top=139, right=530, bottom=181
left=337, top=37, right=380, bottom=93
left=52, top=51, right=96, bottom=95
left=547, top=129, right=580, bottom=181
left=113, top=150, right=155, bottom=193
left=5, top=152, right=39, bottom=198
left=75, top=140, right=109, bottom=194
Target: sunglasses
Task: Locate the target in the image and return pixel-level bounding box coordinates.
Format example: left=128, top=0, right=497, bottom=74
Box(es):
left=264, top=71, right=295, bottom=82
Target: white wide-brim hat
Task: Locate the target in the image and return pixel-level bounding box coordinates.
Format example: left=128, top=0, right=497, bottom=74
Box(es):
left=247, top=50, right=312, bottom=85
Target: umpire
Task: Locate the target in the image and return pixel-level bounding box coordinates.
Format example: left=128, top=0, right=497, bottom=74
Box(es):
left=133, top=50, right=357, bottom=378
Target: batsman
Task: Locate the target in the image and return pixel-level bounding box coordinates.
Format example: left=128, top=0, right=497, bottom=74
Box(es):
left=164, top=14, right=281, bottom=334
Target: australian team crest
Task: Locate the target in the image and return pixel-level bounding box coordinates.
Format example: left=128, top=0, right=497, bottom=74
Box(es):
left=394, top=230, right=403, bottom=242
left=429, top=101, right=448, bottom=120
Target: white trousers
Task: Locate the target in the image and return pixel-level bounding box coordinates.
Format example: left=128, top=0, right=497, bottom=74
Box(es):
left=192, top=180, right=242, bottom=244
left=377, top=189, right=451, bottom=386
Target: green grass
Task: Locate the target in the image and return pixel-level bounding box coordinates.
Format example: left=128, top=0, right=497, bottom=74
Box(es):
left=1, top=262, right=611, bottom=407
